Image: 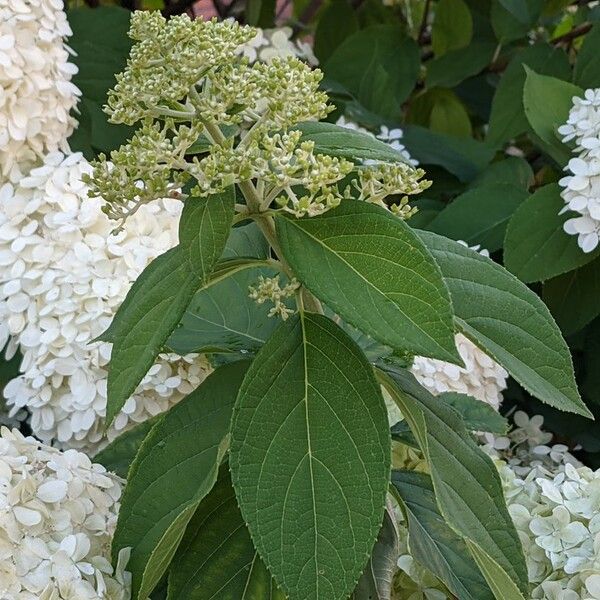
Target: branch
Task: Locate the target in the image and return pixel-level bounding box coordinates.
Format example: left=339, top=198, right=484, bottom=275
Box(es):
left=552, top=22, right=592, bottom=45
left=418, top=0, right=431, bottom=44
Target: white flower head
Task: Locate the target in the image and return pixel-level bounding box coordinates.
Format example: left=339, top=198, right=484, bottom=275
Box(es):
left=0, top=0, right=81, bottom=177
left=238, top=26, right=318, bottom=66
left=411, top=333, right=508, bottom=410
left=0, top=427, right=129, bottom=599
left=559, top=89, right=600, bottom=253
left=0, top=152, right=211, bottom=452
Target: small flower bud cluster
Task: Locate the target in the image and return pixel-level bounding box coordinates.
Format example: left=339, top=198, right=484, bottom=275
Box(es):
left=106, top=12, right=256, bottom=126
left=248, top=275, right=299, bottom=320
left=558, top=89, right=600, bottom=253
left=84, top=119, right=198, bottom=227
left=0, top=427, right=129, bottom=599
left=88, top=10, right=430, bottom=224
left=353, top=163, right=429, bottom=219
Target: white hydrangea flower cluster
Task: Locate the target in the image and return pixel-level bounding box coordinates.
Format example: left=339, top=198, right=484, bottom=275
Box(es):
left=411, top=333, right=508, bottom=410
left=0, top=427, right=129, bottom=599
left=392, top=411, right=600, bottom=600
left=558, top=89, right=600, bottom=253
left=238, top=26, right=318, bottom=66
left=0, top=152, right=211, bottom=451
left=0, top=0, right=80, bottom=178
left=336, top=115, right=418, bottom=167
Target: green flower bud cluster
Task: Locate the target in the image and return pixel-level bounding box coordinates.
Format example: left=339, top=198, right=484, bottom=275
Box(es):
left=248, top=275, right=300, bottom=320
left=86, top=10, right=430, bottom=224
left=354, top=163, right=431, bottom=219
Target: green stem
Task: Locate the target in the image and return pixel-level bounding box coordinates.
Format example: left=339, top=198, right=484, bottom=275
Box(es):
left=201, top=118, right=323, bottom=315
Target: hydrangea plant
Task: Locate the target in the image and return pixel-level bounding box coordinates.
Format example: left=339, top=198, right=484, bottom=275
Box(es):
left=85, top=11, right=594, bottom=600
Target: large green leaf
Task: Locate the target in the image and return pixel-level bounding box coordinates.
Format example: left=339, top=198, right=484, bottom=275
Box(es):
left=324, top=25, right=419, bottom=120
left=295, top=121, right=410, bottom=164
left=573, top=23, right=600, bottom=89
left=543, top=256, right=600, bottom=335
left=486, top=44, right=570, bottom=148
left=418, top=231, right=591, bottom=417
left=245, top=0, right=275, bottom=27
left=168, top=223, right=281, bottom=355
left=504, top=184, right=600, bottom=282
left=230, top=313, right=390, bottom=600
left=491, top=0, right=543, bottom=42
left=402, top=125, right=494, bottom=181
left=380, top=367, right=528, bottom=599
left=429, top=89, right=473, bottom=138
left=168, top=469, right=284, bottom=600
left=105, top=190, right=235, bottom=426
left=391, top=470, right=493, bottom=600
left=523, top=68, right=582, bottom=166
left=276, top=202, right=459, bottom=363
left=67, top=6, right=133, bottom=157
left=350, top=507, right=398, bottom=600
left=113, top=362, right=248, bottom=600
left=313, top=0, right=359, bottom=64
left=427, top=183, right=528, bottom=251
left=426, top=42, right=496, bottom=89
left=431, top=0, right=473, bottom=56
left=93, top=416, right=159, bottom=478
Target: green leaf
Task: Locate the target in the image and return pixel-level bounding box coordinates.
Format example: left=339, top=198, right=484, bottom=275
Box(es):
left=469, top=157, right=533, bottom=190
left=246, top=0, right=275, bottom=27
left=168, top=223, right=278, bottom=355
left=276, top=201, right=459, bottom=363
left=426, top=42, right=496, bottom=89
left=523, top=68, right=583, bottom=166
left=429, top=89, right=473, bottom=138
left=391, top=391, right=507, bottom=441
left=574, top=24, right=600, bottom=89
left=113, top=362, right=249, bottom=600
left=93, top=416, right=159, bottom=478
left=491, top=0, right=543, bottom=43
left=325, top=25, right=420, bottom=120
left=295, top=121, right=410, bottom=164
left=438, top=392, right=508, bottom=434
left=168, top=264, right=283, bottom=355
left=391, top=470, right=494, bottom=600
left=504, top=183, right=600, bottom=282
left=67, top=7, right=134, bottom=157
left=418, top=231, right=591, bottom=417
left=180, top=192, right=237, bottom=279
left=380, top=367, right=528, bottom=599
left=350, top=507, right=398, bottom=600
left=497, top=0, right=533, bottom=23
left=314, top=0, right=359, bottom=64
left=427, top=183, right=528, bottom=251
left=168, top=468, right=284, bottom=600
left=105, top=190, right=234, bottom=426
left=432, top=0, right=473, bottom=56
left=402, top=125, right=494, bottom=181
left=486, top=44, right=570, bottom=148
left=543, top=256, right=600, bottom=335
left=230, top=313, right=390, bottom=600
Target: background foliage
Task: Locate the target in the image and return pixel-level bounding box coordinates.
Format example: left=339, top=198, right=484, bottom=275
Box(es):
left=11, top=0, right=598, bottom=598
